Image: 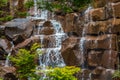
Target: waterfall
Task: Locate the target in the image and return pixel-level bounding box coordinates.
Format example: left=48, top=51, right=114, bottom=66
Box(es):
left=5, top=42, right=14, bottom=67
left=79, top=5, right=93, bottom=80
left=31, top=0, right=68, bottom=79
left=38, top=20, right=67, bottom=67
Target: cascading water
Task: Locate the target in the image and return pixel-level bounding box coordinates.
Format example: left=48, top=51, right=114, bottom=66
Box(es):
left=79, top=5, right=93, bottom=80
left=31, top=0, right=67, bottom=79
left=5, top=42, right=14, bottom=67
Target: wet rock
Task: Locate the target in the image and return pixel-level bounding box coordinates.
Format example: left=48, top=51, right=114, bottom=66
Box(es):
left=64, top=13, right=79, bottom=33
left=112, top=2, right=120, bottom=18
left=14, top=35, right=40, bottom=50
left=110, top=0, right=120, bottom=3
left=0, top=25, right=5, bottom=37
left=88, top=50, right=118, bottom=68
left=90, top=8, right=106, bottom=21
left=43, top=21, right=53, bottom=27
left=5, top=18, right=34, bottom=45
left=91, top=67, right=114, bottom=80
left=0, top=66, right=16, bottom=78
left=93, top=0, right=107, bottom=8
left=40, top=27, right=54, bottom=35
left=0, top=39, right=12, bottom=60
left=88, top=50, right=103, bottom=67
left=61, top=37, right=81, bottom=66
left=83, top=34, right=117, bottom=50
left=101, top=50, right=118, bottom=69
left=0, top=48, right=8, bottom=60
left=75, top=69, right=91, bottom=80
left=4, top=73, right=18, bottom=80
left=84, top=19, right=120, bottom=35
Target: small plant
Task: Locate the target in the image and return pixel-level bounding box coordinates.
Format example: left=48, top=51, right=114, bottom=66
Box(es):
left=112, top=70, right=120, bottom=79
left=47, top=66, right=80, bottom=80
left=24, top=0, right=34, bottom=9
left=10, top=43, right=41, bottom=79
left=0, top=77, right=3, bottom=80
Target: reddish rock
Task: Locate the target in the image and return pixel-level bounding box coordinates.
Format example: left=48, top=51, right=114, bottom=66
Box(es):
left=91, top=67, right=114, bottom=80
left=61, top=37, right=81, bottom=66
left=40, top=27, right=54, bottom=35
left=83, top=34, right=117, bottom=50
left=84, top=19, right=120, bottom=35
left=101, top=50, right=118, bottom=69
left=88, top=50, right=103, bottom=67
left=110, top=0, right=120, bottom=3
left=93, top=0, right=107, bottom=8
left=88, top=50, right=118, bottom=68
left=14, top=35, right=40, bottom=50
left=0, top=66, right=16, bottom=78
left=90, top=8, right=106, bottom=21
left=43, top=21, right=53, bottom=27
left=112, top=2, right=120, bottom=18
left=64, top=13, right=79, bottom=33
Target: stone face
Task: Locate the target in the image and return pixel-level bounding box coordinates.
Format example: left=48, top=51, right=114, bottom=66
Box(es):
left=40, top=27, right=54, bottom=35
left=90, top=8, right=106, bottom=21
left=83, top=34, right=117, bottom=50
left=88, top=50, right=118, bottom=68
left=91, top=67, right=114, bottom=80
left=64, top=13, right=79, bottom=33
left=0, top=25, right=5, bottom=37
left=61, top=37, right=81, bottom=66
left=112, top=2, right=120, bottom=18
left=84, top=19, right=120, bottom=35
left=5, top=18, right=34, bottom=45
left=43, top=21, right=53, bottom=27
left=0, top=39, right=12, bottom=60
left=88, top=50, right=103, bottom=67
left=110, top=0, right=120, bottom=3
left=0, top=66, right=16, bottom=78
left=101, top=50, right=118, bottom=69
left=93, top=0, right=107, bottom=8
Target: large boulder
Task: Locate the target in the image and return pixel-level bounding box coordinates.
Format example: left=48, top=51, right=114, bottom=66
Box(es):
left=5, top=18, right=34, bottom=45
left=0, top=38, right=12, bottom=60
left=112, top=2, right=120, bottom=18
left=84, top=19, right=120, bottom=35
left=93, top=0, right=107, bottom=8
left=90, top=8, right=106, bottom=21
left=61, top=36, right=81, bottom=66
left=88, top=50, right=118, bottom=69
left=91, top=67, right=114, bottom=80
left=82, top=34, right=117, bottom=50
left=0, top=25, right=5, bottom=38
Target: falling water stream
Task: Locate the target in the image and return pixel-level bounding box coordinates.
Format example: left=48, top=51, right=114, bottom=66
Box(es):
left=5, top=42, right=14, bottom=67
left=30, top=0, right=68, bottom=79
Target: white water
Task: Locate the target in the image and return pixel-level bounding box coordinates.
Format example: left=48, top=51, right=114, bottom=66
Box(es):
left=31, top=0, right=67, bottom=78
left=5, top=42, right=14, bottom=67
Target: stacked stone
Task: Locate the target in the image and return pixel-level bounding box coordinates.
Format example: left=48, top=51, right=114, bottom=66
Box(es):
left=82, top=0, right=120, bottom=80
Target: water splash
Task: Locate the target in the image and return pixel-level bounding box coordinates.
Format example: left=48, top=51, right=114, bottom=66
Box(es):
left=5, top=42, right=14, bottom=67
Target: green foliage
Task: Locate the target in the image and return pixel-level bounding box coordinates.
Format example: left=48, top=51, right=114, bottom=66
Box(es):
left=0, top=15, right=13, bottom=22
left=0, top=77, right=3, bottom=80
left=16, top=12, right=28, bottom=18
left=112, top=70, right=120, bottom=79
left=40, top=0, right=91, bottom=13
left=47, top=66, right=80, bottom=80
left=10, top=43, right=41, bottom=79
left=0, top=0, right=8, bottom=7
left=24, top=0, right=34, bottom=9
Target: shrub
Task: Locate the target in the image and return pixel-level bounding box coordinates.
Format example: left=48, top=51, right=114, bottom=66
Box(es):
left=10, top=43, right=41, bottom=79
left=47, top=66, right=80, bottom=80
left=112, top=70, right=120, bottom=79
